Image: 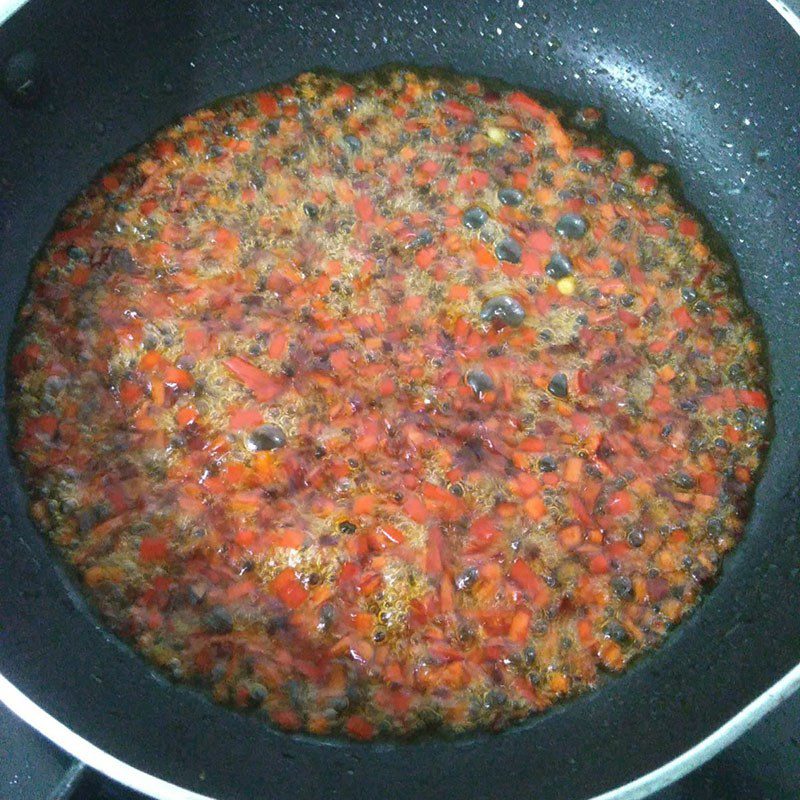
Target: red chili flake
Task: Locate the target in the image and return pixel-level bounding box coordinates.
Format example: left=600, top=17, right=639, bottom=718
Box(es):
left=139, top=537, right=168, bottom=563
left=526, top=228, right=553, bottom=252
left=334, top=84, right=356, bottom=104
left=442, top=99, right=476, bottom=123
left=354, top=195, right=374, bottom=221
left=223, top=357, right=283, bottom=401
left=256, top=93, right=280, bottom=117
left=607, top=491, right=633, bottom=516
left=404, top=494, right=428, bottom=523
left=415, top=247, right=436, bottom=268
left=738, top=389, right=768, bottom=410
left=153, top=140, right=176, bottom=160
left=456, top=169, right=490, bottom=192
left=271, top=568, right=308, bottom=609
left=468, top=516, right=503, bottom=551
left=346, top=715, right=377, bottom=740
left=678, top=218, right=700, bottom=237
left=507, top=91, right=548, bottom=120
left=574, top=146, right=604, bottom=162
left=636, top=174, right=658, bottom=194
left=671, top=306, right=694, bottom=329
left=588, top=554, right=610, bottom=575
left=618, top=308, right=640, bottom=328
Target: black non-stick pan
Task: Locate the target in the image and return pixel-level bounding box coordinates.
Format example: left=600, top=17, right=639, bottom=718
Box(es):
left=0, top=1, right=799, bottom=798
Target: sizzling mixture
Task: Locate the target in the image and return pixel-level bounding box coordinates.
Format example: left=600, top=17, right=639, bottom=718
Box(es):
left=11, top=70, right=769, bottom=738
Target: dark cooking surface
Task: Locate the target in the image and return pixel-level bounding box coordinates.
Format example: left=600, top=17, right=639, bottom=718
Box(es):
left=0, top=1, right=798, bottom=799
left=3, top=692, right=800, bottom=799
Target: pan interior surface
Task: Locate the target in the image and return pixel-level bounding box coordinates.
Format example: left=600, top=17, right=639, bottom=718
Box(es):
left=0, top=2, right=798, bottom=799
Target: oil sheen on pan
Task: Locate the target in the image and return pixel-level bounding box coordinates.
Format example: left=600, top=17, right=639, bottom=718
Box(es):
left=9, top=70, right=769, bottom=739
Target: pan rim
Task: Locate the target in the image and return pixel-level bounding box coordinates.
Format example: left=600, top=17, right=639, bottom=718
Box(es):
left=1, top=663, right=799, bottom=800
left=0, top=0, right=798, bottom=797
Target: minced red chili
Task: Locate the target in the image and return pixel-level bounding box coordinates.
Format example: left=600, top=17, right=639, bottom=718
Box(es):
left=11, top=69, right=769, bottom=737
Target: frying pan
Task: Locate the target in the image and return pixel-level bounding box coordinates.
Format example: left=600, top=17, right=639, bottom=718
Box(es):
left=0, top=1, right=798, bottom=798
